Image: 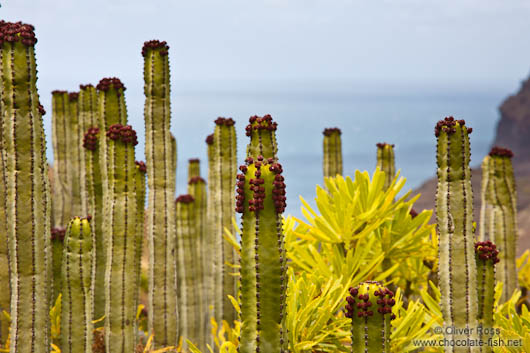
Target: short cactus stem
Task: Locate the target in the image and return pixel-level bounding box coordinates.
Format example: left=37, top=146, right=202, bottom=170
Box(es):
left=143, top=39, right=178, bottom=347
left=322, top=127, right=342, bottom=178
left=246, top=114, right=278, bottom=160
left=103, top=123, right=139, bottom=352
left=435, top=117, right=480, bottom=352
left=51, top=227, right=66, bottom=303
left=67, top=92, right=83, bottom=218
left=376, top=142, right=395, bottom=190
left=61, top=217, right=94, bottom=353
left=475, top=240, right=498, bottom=351
left=238, top=117, right=287, bottom=352
left=188, top=158, right=201, bottom=180
left=208, top=117, right=238, bottom=324
left=479, top=147, right=518, bottom=301
left=1, top=21, right=52, bottom=352
left=345, top=282, right=395, bottom=353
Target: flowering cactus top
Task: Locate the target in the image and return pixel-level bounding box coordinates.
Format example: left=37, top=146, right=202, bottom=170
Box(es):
left=106, top=124, right=138, bottom=146
left=489, top=146, right=514, bottom=158
left=435, top=116, right=473, bottom=137
left=188, top=158, right=200, bottom=163
left=96, top=77, right=126, bottom=92
left=135, top=161, right=147, bottom=173
left=68, top=92, right=79, bottom=102
left=323, top=127, right=341, bottom=136
left=214, top=117, right=235, bottom=126
left=176, top=194, right=195, bottom=204
left=83, top=127, right=100, bottom=150
left=142, top=39, right=169, bottom=56
left=205, top=134, right=214, bottom=145
left=52, top=90, right=67, bottom=95
left=475, top=241, right=500, bottom=264
left=0, top=21, right=37, bottom=47
left=376, top=142, right=394, bottom=149
left=188, top=176, right=206, bottom=185
left=51, top=227, right=66, bottom=242
left=79, top=84, right=94, bottom=90
left=245, top=114, right=277, bottom=136
left=345, top=281, right=396, bottom=320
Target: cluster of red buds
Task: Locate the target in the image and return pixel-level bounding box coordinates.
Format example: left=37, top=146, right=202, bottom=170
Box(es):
left=79, top=83, right=94, bottom=90
left=435, top=116, right=473, bottom=137
left=271, top=162, right=286, bottom=214
left=82, top=127, right=100, bottom=150
left=176, top=194, right=195, bottom=204
left=0, top=21, right=37, bottom=47
left=51, top=90, right=67, bottom=95
left=96, top=77, right=126, bottom=93
left=188, top=158, right=200, bottom=163
left=345, top=283, right=396, bottom=320
left=68, top=92, right=79, bottom=102
left=205, top=134, right=214, bottom=145
left=214, top=117, right=235, bottom=126
left=409, top=208, right=418, bottom=218
left=489, top=146, right=514, bottom=158
left=245, top=114, right=277, bottom=136
left=235, top=166, right=247, bottom=214
left=142, top=40, right=169, bottom=56
left=475, top=241, right=500, bottom=264
left=135, top=160, right=147, bottom=173
left=249, top=157, right=265, bottom=212
left=376, top=142, right=394, bottom=149
left=106, top=124, right=138, bottom=146
left=38, top=104, right=46, bottom=116
left=323, top=127, right=341, bottom=136
left=188, top=176, right=205, bottom=185
left=51, top=227, right=66, bottom=242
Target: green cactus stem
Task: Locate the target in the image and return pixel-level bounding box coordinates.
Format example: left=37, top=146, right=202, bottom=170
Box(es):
left=66, top=92, right=83, bottom=218
left=435, top=117, right=479, bottom=352
left=188, top=158, right=200, bottom=180
left=475, top=240, right=498, bottom=351
left=103, top=123, right=139, bottom=352
left=376, top=142, right=395, bottom=191
left=207, top=117, right=238, bottom=325
left=51, top=227, right=66, bottom=304
left=246, top=114, right=277, bottom=160
left=143, top=39, right=178, bottom=347
left=205, top=134, right=216, bottom=347
left=61, top=217, right=94, bottom=353
left=322, top=127, right=342, bottom=178
left=171, top=133, right=177, bottom=183
left=479, top=147, right=518, bottom=301
left=345, top=281, right=396, bottom=353
left=1, top=21, right=52, bottom=352
left=135, top=161, right=146, bottom=311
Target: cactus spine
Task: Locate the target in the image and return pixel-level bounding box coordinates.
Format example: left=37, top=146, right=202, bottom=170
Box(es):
left=322, top=127, right=342, bottom=178
left=237, top=115, right=287, bottom=353
left=143, top=40, right=178, bottom=347
left=475, top=240, right=498, bottom=352
left=103, top=123, right=139, bottom=352
left=208, top=117, right=238, bottom=325
left=1, top=21, right=52, bottom=352
left=435, top=117, right=479, bottom=352
left=345, top=282, right=395, bottom=353
left=376, top=142, right=395, bottom=191
left=61, top=217, right=94, bottom=353
left=479, top=147, right=518, bottom=301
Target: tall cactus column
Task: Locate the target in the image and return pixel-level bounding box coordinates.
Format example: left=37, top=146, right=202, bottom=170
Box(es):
left=134, top=161, right=147, bottom=310
left=66, top=92, right=83, bottom=218
left=479, top=147, right=518, bottom=301
left=475, top=241, right=498, bottom=353
left=1, top=21, right=52, bottom=352
left=237, top=115, right=287, bottom=353
left=435, top=117, right=479, bottom=353
left=103, top=124, right=139, bottom=352
left=376, top=142, right=395, bottom=191
left=143, top=40, right=178, bottom=347
left=322, top=127, right=342, bottom=178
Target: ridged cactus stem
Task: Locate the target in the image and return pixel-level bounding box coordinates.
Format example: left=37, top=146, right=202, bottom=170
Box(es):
left=66, top=92, right=83, bottom=218
left=1, top=21, right=52, bottom=352
left=205, top=134, right=216, bottom=346
left=237, top=115, right=287, bottom=353
left=51, top=227, right=66, bottom=304
left=322, top=127, right=342, bottom=178
left=103, top=124, right=139, bottom=352
left=188, top=158, right=200, bottom=180
left=376, top=142, right=395, bottom=191
left=345, top=282, right=395, bottom=353
left=171, top=133, right=177, bottom=183
left=435, top=117, right=479, bottom=352
left=208, top=117, right=238, bottom=324
left=479, top=147, right=518, bottom=301
left=143, top=40, right=178, bottom=347
left=61, top=217, right=94, bottom=353
left=475, top=241, right=498, bottom=352
left=135, top=161, right=146, bottom=312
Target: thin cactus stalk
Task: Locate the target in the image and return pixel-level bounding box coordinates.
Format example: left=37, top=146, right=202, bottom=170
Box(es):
left=143, top=40, right=178, bottom=347
left=479, top=147, right=518, bottom=301
left=188, top=158, right=200, bottom=180
left=51, top=227, right=66, bottom=304
left=1, top=21, right=52, bottom=352
left=103, top=123, right=139, bottom=352
left=51, top=89, right=71, bottom=228
left=205, top=133, right=216, bottom=347
left=61, top=216, right=94, bottom=353
left=435, top=117, right=479, bottom=352
left=475, top=240, right=498, bottom=352
left=171, top=133, right=177, bottom=183
left=376, top=142, right=395, bottom=191
left=322, top=127, right=342, bottom=178
left=134, top=161, right=146, bottom=312
left=208, top=117, right=238, bottom=325
left=344, top=281, right=396, bottom=353
left=237, top=115, right=287, bottom=353
left=66, top=92, right=83, bottom=218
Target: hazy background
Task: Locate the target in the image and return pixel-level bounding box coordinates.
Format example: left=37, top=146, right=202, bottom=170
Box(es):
left=2, top=0, right=530, bottom=216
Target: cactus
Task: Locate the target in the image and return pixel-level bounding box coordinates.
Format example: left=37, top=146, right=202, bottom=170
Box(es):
left=188, top=158, right=201, bottom=179
left=102, top=123, right=139, bottom=352
left=1, top=21, right=52, bottom=352
left=51, top=227, right=66, bottom=304
left=134, top=161, right=146, bottom=311
left=66, top=92, right=83, bottom=218
left=237, top=115, right=287, bottom=353
left=475, top=240, right=498, bottom=351
left=322, top=127, right=342, bottom=178
left=376, top=142, right=395, bottom=191
left=435, top=117, right=480, bottom=352
left=61, top=217, right=94, bottom=353
left=143, top=39, right=178, bottom=347
left=208, top=117, right=238, bottom=325
left=344, top=281, right=396, bottom=353
left=479, top=147, right=518, bottom=301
